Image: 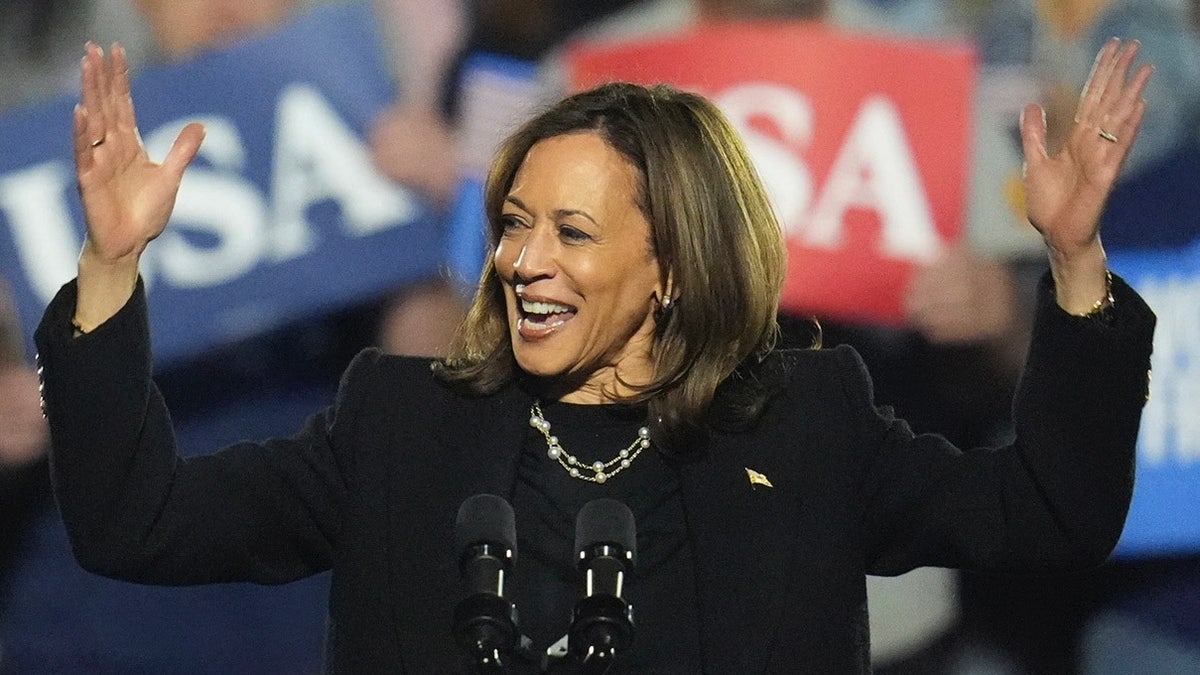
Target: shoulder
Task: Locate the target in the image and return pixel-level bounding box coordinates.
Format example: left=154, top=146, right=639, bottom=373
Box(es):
left=331, top=350, right=447, bottom=417
left=759, top=346, right=871, bottom=392
left=708, top=348, right=886, bottom=473
left=337, top=350, right=452, bottom=400
left=718, top=346, right=877, bottom=426
left=342, top=349, right=437, bottom=379
left=334, top=350, right=522, bottom=416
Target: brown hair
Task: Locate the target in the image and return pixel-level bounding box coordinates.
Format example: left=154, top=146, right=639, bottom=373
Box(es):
left=435, top=82, right=787, bottom=452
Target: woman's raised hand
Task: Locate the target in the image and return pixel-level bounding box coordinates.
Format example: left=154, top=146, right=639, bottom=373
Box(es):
left=1020, top=38, right=1152, bottom=315
left=73, top=43, right=204, bottom=331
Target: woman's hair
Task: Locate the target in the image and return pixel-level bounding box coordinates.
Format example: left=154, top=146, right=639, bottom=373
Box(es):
left=435, top=82, right=787, bottom=453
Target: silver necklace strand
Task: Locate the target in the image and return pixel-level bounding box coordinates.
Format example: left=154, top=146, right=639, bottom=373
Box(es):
left=529, top=401, right=651, bottom=484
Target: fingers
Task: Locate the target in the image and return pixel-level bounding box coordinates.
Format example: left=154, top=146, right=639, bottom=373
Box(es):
left=80, top=43, right=107, bottom=150
left=79, top=42, right=140, bottom=159
left=1118, top=97, right=1149, bottom=153
left=73, top=104, right=94, bottom=173
left=1077, top=38, right=1120, bottom=121
left=1112, top=65, right=1153, bottom=144
left=1098, top=40, right=1138, bottom=109
left=1077, top=38, right=1153, bottom=141
left=96, top=43, right=116, bottom=131
left=1019, top=103, right=1047, bottom=166
left=111, top=43, right=138, bottom=135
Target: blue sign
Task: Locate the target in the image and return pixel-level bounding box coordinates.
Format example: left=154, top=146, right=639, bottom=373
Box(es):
left=446, top=53, right=540, bottom=290
left=1111, top=239, right=1200, bottom=557
left=0, top=1, right=443, bottom=365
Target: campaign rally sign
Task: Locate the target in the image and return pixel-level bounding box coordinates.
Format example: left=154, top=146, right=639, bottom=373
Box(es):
left=446, top=53, right=541, bottom=291
left=568, top=23, right=975, bottom=325
left=1111, top=241, right=1200, bottom=557
left=0, top=1, right=440, bottom=365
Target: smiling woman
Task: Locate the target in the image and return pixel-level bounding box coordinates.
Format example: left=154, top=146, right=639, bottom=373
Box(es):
left=437, top=83, right=786, bottom=451
left=35, top=41, right=1159, bottom=672
left=496, top=131, right=664, bottom=395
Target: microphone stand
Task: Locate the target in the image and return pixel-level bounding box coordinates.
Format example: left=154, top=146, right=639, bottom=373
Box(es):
left=453, top=494, right=521, bottom=673
left=569, top=498, right=638, bottom=674
left=569, top=547, right=634, bottom=675
left=453, top=542, right=520, bottom=673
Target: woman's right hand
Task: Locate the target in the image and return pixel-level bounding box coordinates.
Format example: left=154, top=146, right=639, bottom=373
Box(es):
left=73, top=42, right=204, bottom=332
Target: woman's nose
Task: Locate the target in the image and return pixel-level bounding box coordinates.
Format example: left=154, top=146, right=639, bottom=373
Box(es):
left=511, top=226, right=555, bottom=280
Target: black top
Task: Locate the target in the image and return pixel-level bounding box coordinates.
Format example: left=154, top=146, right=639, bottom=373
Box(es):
left=510, top=399, right=701, bottom=672
left=32, top=273, right=1156, bottom=673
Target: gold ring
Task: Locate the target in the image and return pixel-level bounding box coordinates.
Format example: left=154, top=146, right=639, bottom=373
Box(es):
left=1098, top=128, right=1118, bottom=143
left=90, top=136, right=106, bottom=148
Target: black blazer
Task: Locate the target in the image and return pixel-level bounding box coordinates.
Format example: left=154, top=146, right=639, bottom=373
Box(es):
left=35, top=275, right=1155, bottom=673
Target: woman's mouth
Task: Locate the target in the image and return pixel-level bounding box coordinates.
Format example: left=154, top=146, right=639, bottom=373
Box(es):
left=516, top=294, right=576, bottom=338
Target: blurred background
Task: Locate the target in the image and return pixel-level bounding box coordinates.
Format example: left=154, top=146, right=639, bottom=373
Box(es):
left=2, top=0, right=1199, bottom=672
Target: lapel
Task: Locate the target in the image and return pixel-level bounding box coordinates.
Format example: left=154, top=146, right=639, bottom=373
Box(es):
left=431, top=382, right=532, bottom=501
left=382, top=377, right=532, bottom=668
left=383, top=372, right=804, bottom=670
left=678, top=436, right=805, bottom=673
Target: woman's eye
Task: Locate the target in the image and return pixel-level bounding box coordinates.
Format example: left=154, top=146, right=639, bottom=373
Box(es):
left=499, top=215, right=524, bottom=234
left=559, top=225, right=590, bottom=242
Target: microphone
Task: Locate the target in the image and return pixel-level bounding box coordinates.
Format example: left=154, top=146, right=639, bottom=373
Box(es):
left=569, top=498, right=636, bottom=672
left=452, top=494, right=520, bottom=671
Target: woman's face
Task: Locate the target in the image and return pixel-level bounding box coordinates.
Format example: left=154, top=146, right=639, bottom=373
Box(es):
left=494, top=132, right=663, bottom=403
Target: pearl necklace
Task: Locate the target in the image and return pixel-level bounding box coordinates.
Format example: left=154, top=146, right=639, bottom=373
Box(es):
left=529, top=401, right=651, bottom=484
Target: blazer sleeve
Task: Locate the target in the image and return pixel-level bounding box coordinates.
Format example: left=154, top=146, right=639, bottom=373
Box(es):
left=34, top=278, right=363, bottom=585
left=857, top=272, right=1154, bottom=575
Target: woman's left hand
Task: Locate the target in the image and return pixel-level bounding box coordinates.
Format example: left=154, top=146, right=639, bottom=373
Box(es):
left=1020, top=38, right=1153, bottom=314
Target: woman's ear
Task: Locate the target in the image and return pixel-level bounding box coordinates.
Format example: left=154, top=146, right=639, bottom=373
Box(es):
left=657, top=270, right=676, bottom=312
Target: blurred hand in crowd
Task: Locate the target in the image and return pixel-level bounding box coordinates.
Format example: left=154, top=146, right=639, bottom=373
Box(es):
left=0, top=365, right=47, bottom=469
left=368, top=104, right=459, bottom=208
left=368, top=0, right=467, bottom=209
left=904, top=248, right=1020, bottom=345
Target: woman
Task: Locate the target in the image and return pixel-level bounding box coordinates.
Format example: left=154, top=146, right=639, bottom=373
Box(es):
left=36, top=39, right=1154, bottom=672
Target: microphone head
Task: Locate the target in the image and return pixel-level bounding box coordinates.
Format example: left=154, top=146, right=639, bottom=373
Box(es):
left=574, top=498, right=636, bottom=565
left=455, top=494, right=517, bottom=561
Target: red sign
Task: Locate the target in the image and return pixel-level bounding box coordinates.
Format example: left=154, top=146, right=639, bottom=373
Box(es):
left=568, top=23, right=977, bottom=324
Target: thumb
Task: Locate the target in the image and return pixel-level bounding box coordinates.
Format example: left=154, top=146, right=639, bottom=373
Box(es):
left=162, top=122, right=205, bottom=180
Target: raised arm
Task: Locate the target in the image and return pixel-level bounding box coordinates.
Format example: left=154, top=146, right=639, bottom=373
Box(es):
left=1020, top=38, right=1152, bottom=315
left=38, top=45, right=346, bottom=586
left=72, top=43, right=205, bottom=332
left=864, top=40, right=1157, bottom=575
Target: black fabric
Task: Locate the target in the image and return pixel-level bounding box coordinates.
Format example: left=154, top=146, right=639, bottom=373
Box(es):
left=510, top=400, right=700, bottom=672
left=33, top=272, right=1155, bottom=673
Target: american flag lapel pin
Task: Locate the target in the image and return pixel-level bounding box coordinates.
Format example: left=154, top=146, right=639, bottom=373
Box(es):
left=745, top=467, right=773, bottom=489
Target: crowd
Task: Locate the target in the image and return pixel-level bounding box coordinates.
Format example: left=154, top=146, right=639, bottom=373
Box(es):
left=1, top=0, right=1197, bottom=672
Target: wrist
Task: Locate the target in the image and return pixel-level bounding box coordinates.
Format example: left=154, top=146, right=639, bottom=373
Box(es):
left=75, top=245, right=140, bottom=333
left=1047, top=239, right=1110, bottom=315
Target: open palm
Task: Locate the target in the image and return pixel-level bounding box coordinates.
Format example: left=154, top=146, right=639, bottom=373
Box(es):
left=1020, top=39, right=1152, bottom=260
left=74, top=42, right=205, bottom=264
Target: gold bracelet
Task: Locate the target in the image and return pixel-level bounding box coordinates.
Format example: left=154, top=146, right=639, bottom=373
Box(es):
left=1075, top=270, right=1115, bottom=319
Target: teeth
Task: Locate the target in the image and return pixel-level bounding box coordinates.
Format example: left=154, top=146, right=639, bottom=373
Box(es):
left=521, top=299, right=572, bottom=315
left=515, top=283, right=526, bottom=296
